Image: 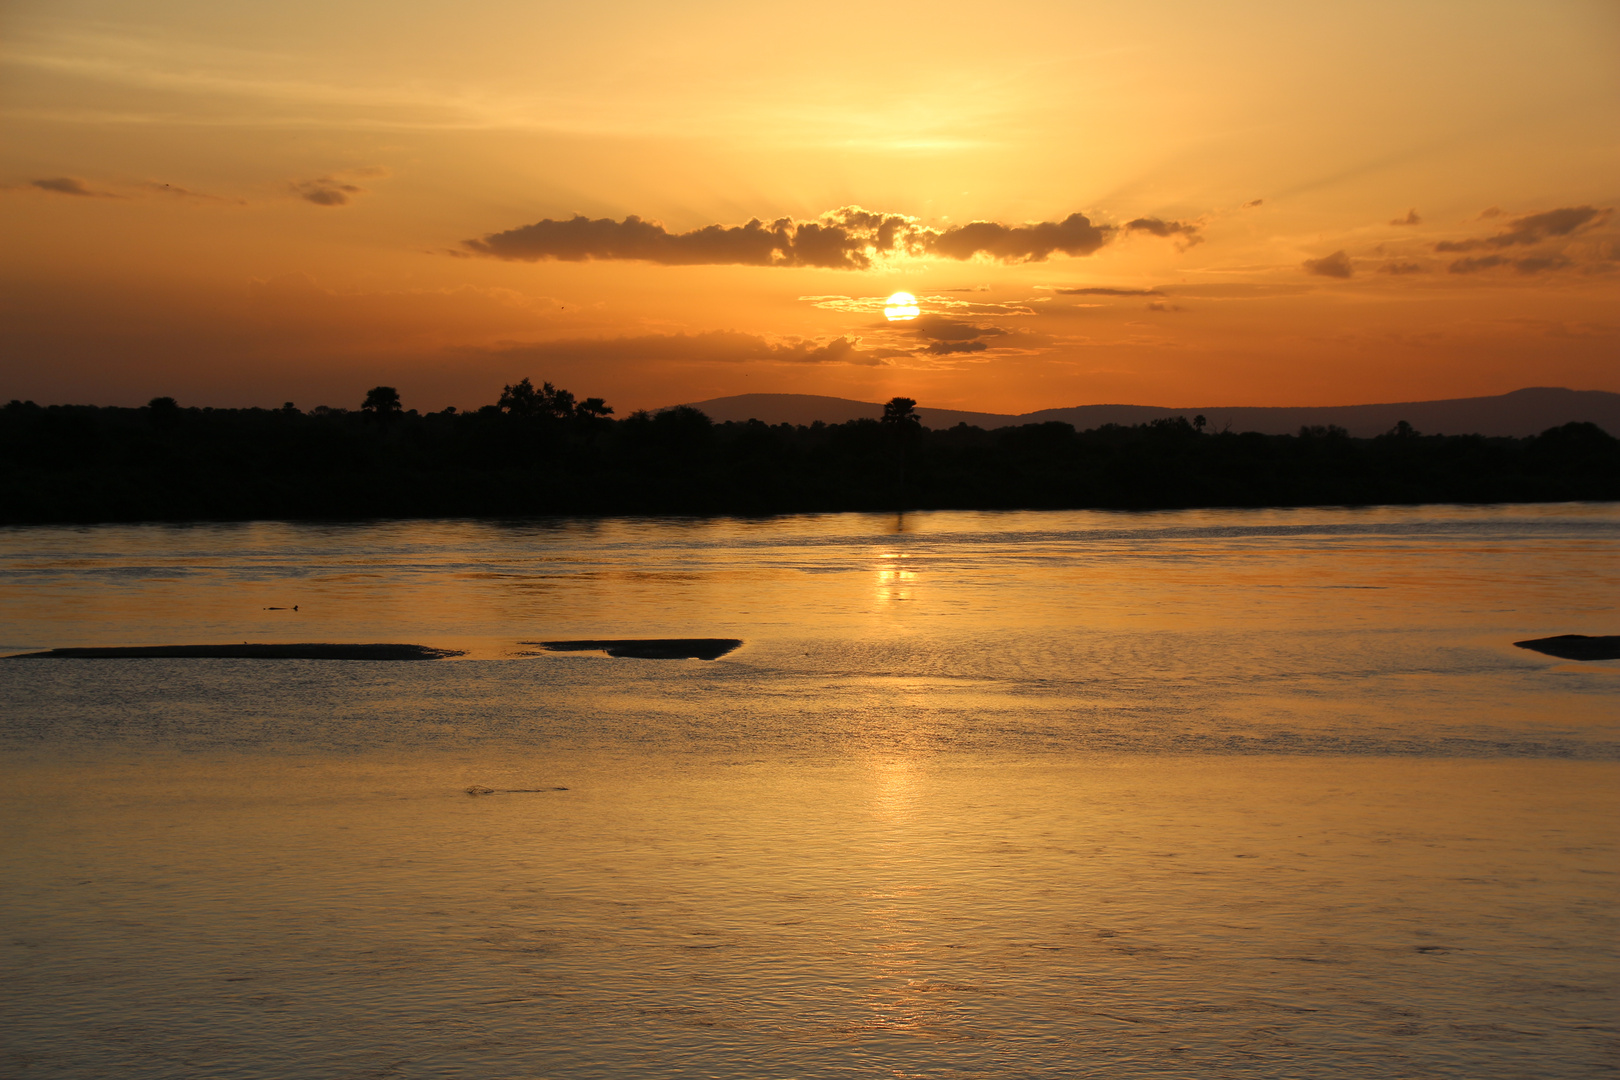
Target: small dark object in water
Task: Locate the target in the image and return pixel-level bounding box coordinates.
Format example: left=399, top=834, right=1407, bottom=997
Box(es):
left=4, top=643, right=460, bottom=661
left=465, top=785, right=569, bottom=796
left=531, top=638, right=743, bottom=660
left=1513, top=635, right=1620, bottom=661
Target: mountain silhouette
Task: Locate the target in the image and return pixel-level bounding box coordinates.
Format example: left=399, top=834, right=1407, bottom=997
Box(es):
left=677, top=387, right=1620, bottom=437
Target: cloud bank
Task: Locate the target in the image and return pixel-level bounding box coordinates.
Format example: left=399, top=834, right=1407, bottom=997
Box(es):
left=1434, top=206, right=1606, bottom=252
left=466, top=206, right=1130, bottom=268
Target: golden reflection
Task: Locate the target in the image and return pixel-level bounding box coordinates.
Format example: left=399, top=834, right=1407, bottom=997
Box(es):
left=859, top=754, right=927, bottom=1035
left=875, top=551, right=917, bottom=602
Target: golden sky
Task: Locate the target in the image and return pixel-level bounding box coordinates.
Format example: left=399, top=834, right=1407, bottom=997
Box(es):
left=2, top=0, right=1617, bottom=413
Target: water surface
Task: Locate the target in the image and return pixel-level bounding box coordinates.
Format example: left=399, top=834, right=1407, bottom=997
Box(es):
left=2, top=506, right=1616, bottom=1078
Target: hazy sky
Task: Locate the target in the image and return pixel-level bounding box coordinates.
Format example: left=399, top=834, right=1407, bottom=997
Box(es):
left=2, top=0, right=1616, bottom=413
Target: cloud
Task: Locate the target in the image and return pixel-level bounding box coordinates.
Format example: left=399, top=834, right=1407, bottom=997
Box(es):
left=1435, top=205, right=1607, bottom=252
left=1124, top=217, right=1203, bottom=247
left=921, top=341, right=988, bottom=355
left=1243, top=199, right=1264, bottom=209
left=476, top=330, right=901, bottom=367
left=1390, top=209, right=1421, bottom=226
left=466, top=205, right=1121, bottom=268
left=141, top=181, right=244, bottom=204
left=1303, top=250, right=1353, bottom=278
left=30, top=177, right=119, bottom=198
left=1145, top=300, right=1186, bottom=312
left=292, top=176, right=366, bottom=206
left=903, top=314, right=1008, bottom=345
left=1448, top=253, right=1572, bottom=275
left=1050, top=286, right=1164, bottom=296
left=1378, top=261, right=1426, bottom=275
left=929, top=213, right=1113, bottom=262
left=1515, top=254, right=1573, bottom=274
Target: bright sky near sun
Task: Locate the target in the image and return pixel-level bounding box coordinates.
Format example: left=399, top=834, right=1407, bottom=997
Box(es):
left=1, top=0, right=1617, bottom=412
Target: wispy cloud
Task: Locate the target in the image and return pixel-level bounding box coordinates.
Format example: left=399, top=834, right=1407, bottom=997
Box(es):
left=290, top=173, right=376, bottom=207
left=1435, top=206, right=1607, bottom=252
left=29, top=176, right=120, bottom=198
left=1448, top=253, right=1572, bottom=275
left=1048, top=286, right=1164, bottom=296
left=472, top=330, right=902, bottom=368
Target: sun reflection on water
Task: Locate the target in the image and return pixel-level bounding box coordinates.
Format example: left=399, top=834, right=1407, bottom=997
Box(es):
left=875, top=552, right=918, bottom=602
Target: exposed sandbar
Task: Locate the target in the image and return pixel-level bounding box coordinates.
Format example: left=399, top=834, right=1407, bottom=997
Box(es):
left=4, top=643, right=461, bottom=661
left=532, top=638, right=742, bottom=660
left=1513, top=635, right=1620, bottom=661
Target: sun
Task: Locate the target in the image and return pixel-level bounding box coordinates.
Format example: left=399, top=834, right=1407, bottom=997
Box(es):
left=883, top=292, right=920, bottom=321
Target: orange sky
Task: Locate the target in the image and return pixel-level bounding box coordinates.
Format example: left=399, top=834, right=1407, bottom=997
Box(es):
left=2, top=0, right=1617, bottom=414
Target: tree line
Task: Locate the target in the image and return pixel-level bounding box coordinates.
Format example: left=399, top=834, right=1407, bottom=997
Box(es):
left=2, top=381, right=1615, bottom=523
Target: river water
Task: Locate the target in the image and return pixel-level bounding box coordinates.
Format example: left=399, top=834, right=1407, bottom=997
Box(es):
left=1, top=505, right=1616, bottom=1078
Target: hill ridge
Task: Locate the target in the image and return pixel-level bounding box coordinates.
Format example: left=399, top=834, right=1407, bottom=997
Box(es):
left=675, top=387, right=1620, bottom=438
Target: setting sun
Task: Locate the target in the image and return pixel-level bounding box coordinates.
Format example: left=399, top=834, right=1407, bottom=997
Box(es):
left=883, top=293, right=920, bottom=321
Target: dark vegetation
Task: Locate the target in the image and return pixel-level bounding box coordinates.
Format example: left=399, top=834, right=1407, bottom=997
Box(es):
left=2, top=381, right=1616, bottom=523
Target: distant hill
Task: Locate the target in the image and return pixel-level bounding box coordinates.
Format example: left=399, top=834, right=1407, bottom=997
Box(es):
left=677, top=387, right=1620, bottom=437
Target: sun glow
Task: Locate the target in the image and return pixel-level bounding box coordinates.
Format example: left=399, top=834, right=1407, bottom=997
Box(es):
left=883, top=292, right=920, bottom=321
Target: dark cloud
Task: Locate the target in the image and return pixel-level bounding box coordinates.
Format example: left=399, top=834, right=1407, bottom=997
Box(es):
left=1378, top=261, right=1427, bottom=275
left=905, top=315, right=1007, bottom=344
left=1448, top=253, right=1572, bottom=275
left=1243, top=199, right=1264, bottom=209
left=293, top=177, right=366, bottom=207
left=1390, top=209, right=1421, bottom=226
left=922, top=341, right=989, bottom=355
left=1514, top=254, right=1573, bottom=274
left=1448, top=255, right=1506, bottom=273
left=1123, top=217, right=1203, bottom=247
left=1145, top=300, right=1187, bottom=312
left=907, top=211, right=1112, bottom=263
left=1435, top=206, right=1607, bottom=252
left=1303, top=250, right=1354, bottom=278
left=468, top=206, right=1119, bottom=268
left=1052, top=286, right=1164, bottom=296
left=31, top=177, right=119, bottom=198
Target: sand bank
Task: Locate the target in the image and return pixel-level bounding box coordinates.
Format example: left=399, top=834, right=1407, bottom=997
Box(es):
left=1514, top=635, right=1620, bottom=661
left=4, top=643, right=461, bottom=661
left=532, top=638, right=742, bottom=660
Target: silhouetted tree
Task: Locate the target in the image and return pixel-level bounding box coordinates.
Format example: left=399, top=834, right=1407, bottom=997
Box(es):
left=362, top=386, right=402, bottom=416
left=499, top=377, right=583, bottom=419
left=882, top=397, right=921, bottom=429
left=146, top=396, right=181, bottom=431
left=498, top=377, right=541, bottom=416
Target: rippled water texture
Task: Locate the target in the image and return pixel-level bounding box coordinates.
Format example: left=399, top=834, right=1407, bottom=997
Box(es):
left=2, top=506, right=1617, bottom=1078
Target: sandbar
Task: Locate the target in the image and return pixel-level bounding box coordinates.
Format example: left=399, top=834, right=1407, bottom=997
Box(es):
left=4, top=643, right=461, bottom=661
left=532, top=638, right=742, bottom=660
left=1513, top=635, right=1620, bottom=661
